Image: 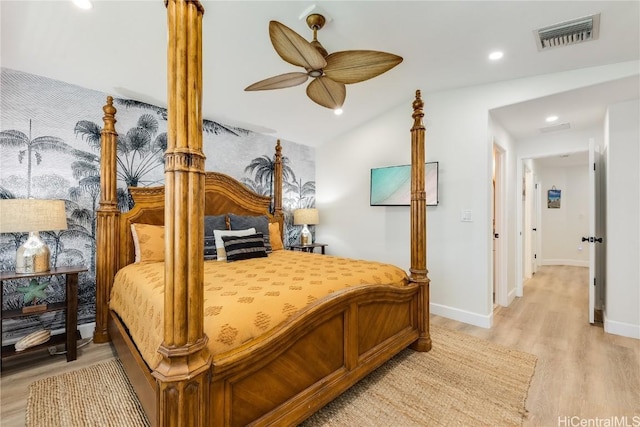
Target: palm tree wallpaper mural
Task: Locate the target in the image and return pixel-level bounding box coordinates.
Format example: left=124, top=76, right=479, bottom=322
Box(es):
left=0, top=68, right=315, bottom=343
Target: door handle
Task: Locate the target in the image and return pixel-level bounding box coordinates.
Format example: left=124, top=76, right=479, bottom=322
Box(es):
left=532, top=228, right=537, bottom=231
left=582, top=236, right=604, bottom=243
left=494, top=233, right=499, bottom=238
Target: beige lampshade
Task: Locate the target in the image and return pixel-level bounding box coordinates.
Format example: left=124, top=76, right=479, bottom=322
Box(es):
left=0, top=199, right=68, bottom=233
left=293, top=208, right=319, bottom=226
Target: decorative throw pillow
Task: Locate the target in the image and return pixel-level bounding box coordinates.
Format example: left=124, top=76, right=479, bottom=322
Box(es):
left=131, top=223, right=164, bottom=263
left=228, top=213, right=272, bottom=253
left=222, top=233, right=268, bottom=262
left=204, top=215, right=227, bottom=260
left=213, top=228, right=256, bottom=261
left=268, top=221, right=284, bottom=251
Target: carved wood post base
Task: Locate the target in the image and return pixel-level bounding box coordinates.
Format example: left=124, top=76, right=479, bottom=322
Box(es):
left=153, top=338, right=212, bottom=426
left=409, top=268, right=432, bottom=352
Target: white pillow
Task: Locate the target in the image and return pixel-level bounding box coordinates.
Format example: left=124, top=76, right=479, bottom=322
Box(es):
left=213, top=228, right=256, bottom=261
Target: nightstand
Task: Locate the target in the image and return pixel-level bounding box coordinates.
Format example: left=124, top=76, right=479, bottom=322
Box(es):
left=289, top=243, right=327, bottom=255
left=0, top=266, right=87, bottom=362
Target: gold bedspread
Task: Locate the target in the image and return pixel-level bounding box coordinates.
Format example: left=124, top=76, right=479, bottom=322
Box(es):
left=109, top=250, right=409, bottom=369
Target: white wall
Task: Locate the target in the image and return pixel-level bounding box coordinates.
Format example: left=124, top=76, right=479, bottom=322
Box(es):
left=316, top=60, right=639, bottom=329
left=535, top=162, right=590, bottom=266
left=604, top=99, right=640, bottom=339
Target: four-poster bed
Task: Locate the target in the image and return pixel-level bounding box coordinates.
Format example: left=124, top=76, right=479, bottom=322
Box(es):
left=93, top=1, right=430, bottom=426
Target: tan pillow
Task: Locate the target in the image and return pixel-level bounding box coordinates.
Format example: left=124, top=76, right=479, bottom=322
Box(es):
left=131, top=223, right=164, bottom=263
left=269, top=222, right=284, bottom=251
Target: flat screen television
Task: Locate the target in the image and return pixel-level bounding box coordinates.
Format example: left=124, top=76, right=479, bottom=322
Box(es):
left=370, top=162, right=439, bottom=206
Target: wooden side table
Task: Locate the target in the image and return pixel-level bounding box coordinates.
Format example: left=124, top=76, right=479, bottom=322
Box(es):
left=289, top=243, right=327, bottom=255
left=0, top=266, right=87, bottom=362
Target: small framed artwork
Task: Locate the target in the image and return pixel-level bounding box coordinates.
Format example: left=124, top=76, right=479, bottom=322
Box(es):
left=370, top=162, right=439, bottom=206
left=547, top=186, right=561, bottom=208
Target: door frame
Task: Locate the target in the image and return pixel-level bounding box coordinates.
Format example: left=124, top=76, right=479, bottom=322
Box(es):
left=493, top=143, right=507, bottom=307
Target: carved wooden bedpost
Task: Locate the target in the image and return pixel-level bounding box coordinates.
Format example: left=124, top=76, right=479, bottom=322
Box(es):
left=94, top=96, right=119, bottom=344
left=409, top=90, right=432, bottom=352
left=273, top=140, right=284, bottom=235
left=152, top=1, right=211, bottom=425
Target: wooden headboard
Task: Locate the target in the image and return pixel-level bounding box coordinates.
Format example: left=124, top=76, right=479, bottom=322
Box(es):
left=117, top=171, right=283, bottom=269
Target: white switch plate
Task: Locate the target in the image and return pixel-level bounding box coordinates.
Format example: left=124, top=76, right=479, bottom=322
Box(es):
left=461, top=210, right=473, bottom=222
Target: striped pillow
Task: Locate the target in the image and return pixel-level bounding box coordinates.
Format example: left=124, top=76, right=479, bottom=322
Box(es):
left=221, top=233, right=268, bottom=262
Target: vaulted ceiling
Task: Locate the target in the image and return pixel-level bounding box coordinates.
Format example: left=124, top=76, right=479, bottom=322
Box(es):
left=2, top=1, right=639, bottom=147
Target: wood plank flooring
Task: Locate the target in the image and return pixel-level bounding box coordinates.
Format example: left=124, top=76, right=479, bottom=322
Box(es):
left=1, top=265, right=638, bottom=426
left=431, top=265, right=640, bottom=426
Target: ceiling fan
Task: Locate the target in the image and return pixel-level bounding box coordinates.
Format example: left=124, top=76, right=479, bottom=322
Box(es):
left=245, top=13, right=403, bottom=110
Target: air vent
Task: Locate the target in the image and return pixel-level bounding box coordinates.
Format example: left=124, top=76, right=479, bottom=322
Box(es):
left=534, top=13, right=600, bottom=51
left=540, top=123, right=571, bottom=133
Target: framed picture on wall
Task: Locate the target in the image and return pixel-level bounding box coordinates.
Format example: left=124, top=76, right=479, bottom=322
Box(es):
left=547, top=187, right=561, bottom=208
left=370, top=162, right=439, bottom=206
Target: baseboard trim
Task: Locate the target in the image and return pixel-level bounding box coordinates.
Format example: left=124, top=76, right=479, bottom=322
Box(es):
left=430, top=303, right=492, bottom=328
left=603, top=312, right=640, bottom=339
left=78, top=322, right=95, bottom=339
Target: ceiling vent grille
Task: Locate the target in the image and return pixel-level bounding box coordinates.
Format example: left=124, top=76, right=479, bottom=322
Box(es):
left=534, top=13, right=600, bottom=51
left=540, top=123, right=571, bottom=133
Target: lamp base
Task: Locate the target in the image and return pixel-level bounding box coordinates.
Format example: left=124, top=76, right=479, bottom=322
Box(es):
left=16, top=232, right=50, bottom=274
left=300, top=224, right=312, bottom=245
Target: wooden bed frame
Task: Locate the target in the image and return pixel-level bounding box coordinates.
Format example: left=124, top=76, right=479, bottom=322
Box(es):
left=93, top=1, right=430, bottom=426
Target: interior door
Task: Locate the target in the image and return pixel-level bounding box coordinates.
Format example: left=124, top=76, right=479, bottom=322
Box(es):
left=587, top=139, right=602, bottom=324
left=531, top=176, right=539, bottom=275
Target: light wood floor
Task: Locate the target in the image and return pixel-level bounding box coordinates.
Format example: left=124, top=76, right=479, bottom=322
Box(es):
left=1, top=265, right=639, bottom=426
left=431, top=265, right=640, bottom=426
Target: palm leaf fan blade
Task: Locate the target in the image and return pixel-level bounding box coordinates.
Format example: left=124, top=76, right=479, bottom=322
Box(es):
left=245, top=72, right=309, bottom=91
left=306, top=77, right=346, bottom=110
left=269, top=21, right=327, bottom=70
left=324, top=50, right=403, bottom=84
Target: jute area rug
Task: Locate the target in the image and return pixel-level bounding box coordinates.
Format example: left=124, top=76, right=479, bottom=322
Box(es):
left=26, top=325, right=537, bottom=426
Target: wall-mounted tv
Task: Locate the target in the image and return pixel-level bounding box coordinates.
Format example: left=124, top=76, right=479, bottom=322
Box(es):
left=370, top=162, right=439, bottom=206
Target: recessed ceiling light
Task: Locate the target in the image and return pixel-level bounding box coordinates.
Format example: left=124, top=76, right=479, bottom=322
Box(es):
left=334, top=108, right=343, bottom=116
left=73, top=0, right=92, bottom=10
left=546, top=115, right=559, bottom=122
left=488, top=51, right=504, bottom=61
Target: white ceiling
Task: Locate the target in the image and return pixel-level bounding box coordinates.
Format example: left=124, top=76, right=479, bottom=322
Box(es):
left=1, top=1, right=639, bottom=147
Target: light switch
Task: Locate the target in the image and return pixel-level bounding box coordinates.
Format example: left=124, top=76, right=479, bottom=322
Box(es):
left=461, top=210, right=473, bottom=222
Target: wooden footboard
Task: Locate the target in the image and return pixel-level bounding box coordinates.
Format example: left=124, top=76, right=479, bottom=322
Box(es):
left=108, top=283, right=420, bottom=426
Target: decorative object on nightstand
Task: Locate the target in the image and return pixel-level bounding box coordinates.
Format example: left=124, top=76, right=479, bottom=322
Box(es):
left=293, top=208, right=319, bottom=245
left=0, top=199, right=68, bottom=274
left=17, top=278, right=49, bottom=314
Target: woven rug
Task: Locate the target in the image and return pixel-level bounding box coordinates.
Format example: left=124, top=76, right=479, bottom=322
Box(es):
left=26, top=325, right=536, bottom=426
left=26, top=359, right=149, bottom=427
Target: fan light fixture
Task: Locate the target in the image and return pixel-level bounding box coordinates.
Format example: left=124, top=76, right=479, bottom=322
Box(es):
left=245, top=14, right=403, bottom=110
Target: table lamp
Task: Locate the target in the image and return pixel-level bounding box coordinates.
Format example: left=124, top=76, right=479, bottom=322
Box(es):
left=0, top=199, right=68, bottom=273
left=293, top=208, right=319, bottom=245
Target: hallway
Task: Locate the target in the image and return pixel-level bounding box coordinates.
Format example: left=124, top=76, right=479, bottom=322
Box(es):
left=431, top=265, right=640, bottom=426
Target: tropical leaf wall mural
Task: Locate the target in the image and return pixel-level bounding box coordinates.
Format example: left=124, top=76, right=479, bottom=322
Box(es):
left=0, top=68, right=315, bottom=342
